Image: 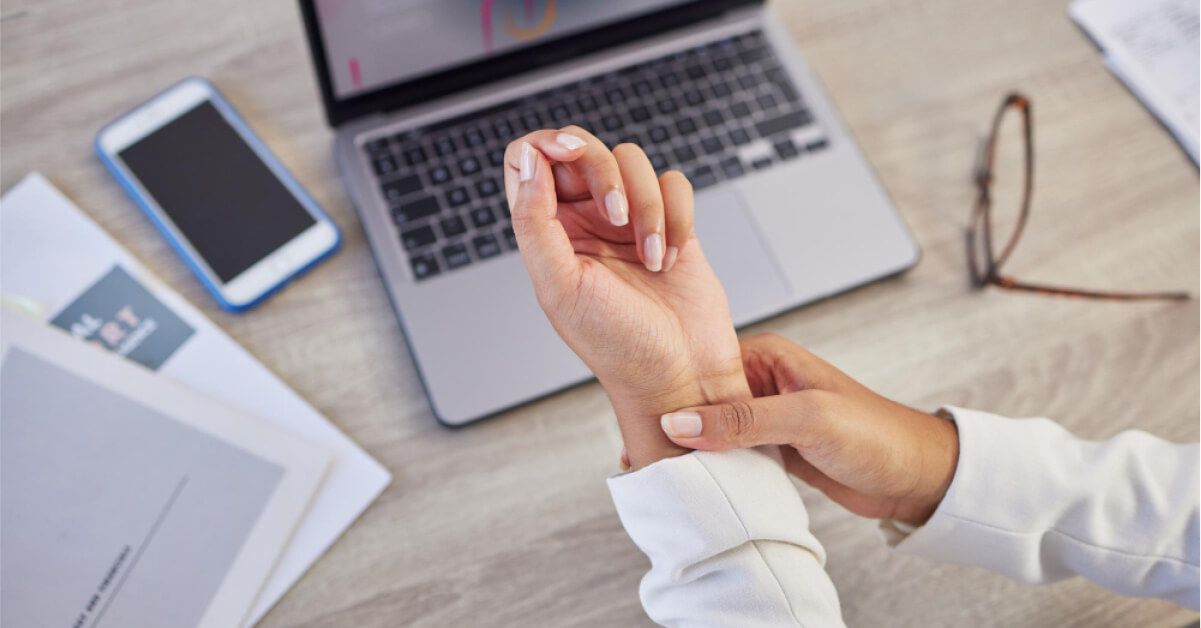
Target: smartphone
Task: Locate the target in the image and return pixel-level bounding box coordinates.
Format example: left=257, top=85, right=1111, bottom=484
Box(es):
left=96, top=77, right=340, bottom=312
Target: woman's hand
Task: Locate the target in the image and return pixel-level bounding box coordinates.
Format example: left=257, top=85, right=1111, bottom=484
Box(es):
left=659, top=333, right=959, bottom=525
left=503, top=127, right=750, bottom=470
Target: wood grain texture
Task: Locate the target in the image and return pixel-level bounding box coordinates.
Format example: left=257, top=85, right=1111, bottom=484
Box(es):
left=2, top=1, right=1197, bottom=626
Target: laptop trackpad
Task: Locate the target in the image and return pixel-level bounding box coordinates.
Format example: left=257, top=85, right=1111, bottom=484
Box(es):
left=693, top=188, right=791, bottom=324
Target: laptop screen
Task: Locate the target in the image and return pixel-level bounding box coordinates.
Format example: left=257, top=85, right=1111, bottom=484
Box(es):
left=314, top=1, right=695, bottom=100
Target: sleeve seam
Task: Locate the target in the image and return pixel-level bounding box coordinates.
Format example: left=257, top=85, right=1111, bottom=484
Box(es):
left=937, top=511, right=1200, bottom=568
left=692, top=453, right=806, bottom=628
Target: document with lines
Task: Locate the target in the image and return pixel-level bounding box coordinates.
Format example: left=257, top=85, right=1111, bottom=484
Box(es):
left=0, top=173, right=392, bottom=623
left=0, top=313, right=331, bottom=628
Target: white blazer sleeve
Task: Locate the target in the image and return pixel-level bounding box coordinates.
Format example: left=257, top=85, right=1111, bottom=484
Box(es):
left=882, top=407, right=1200, bottom=609
left=608, top=447, right=844, bottom=627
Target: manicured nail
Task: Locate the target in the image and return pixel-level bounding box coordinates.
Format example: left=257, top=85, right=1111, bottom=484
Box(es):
left=555, top=132, right=587, bottom=151
left=604, top=189, right=629, bottom=226
left=661, top=411, right=702, bottom=438
left=663, top=246, right=679, bottom=272
left=644, top=233, right=664, bottom=272
left=519, top=141, right=536, bottom=182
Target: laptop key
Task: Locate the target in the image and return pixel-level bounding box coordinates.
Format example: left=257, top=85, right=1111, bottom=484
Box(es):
left=648, top=126, right=670, bottom=144
left=447, top=187, right=470, bottom=207
left=602, top=115, right=622, bottom=131
left=649, top=153, right=668, bottom=172
left=410, top=253, right=440, bottom=280
left=476, top=178, right=500, bottom=198
left=464, top=128, right=487, bottom=147
left=684, top=90, right=704, bottom=107
left=758, top=93, right=779, bottom=110
left=400, top=224, right=437, bottom=250
left=701, top=136, right=724, bottom=155
left=720, top=157, right=746, bottom=178
left=440, top=215, right=467, bottom=237
left=577, top=93, right=599, bottom=112
left=372, top=154, right=398, bottom=177
left=755, top=109, right=813, bottom=137
left=434, top=137, right=456, bottom=156
left=676, top=117, right=698, bottom=135
left=493, top=119, right=515, bottom=141
left=689, top=165, right=718, bottom=190
left=392, top=195, right=440, bottom=225
left=703, top=109, right=726, bottom=126
left=751, top=156, right=773, bottom=170
left=402, top=145, right=428, bottom=166
left=712, top=81, right=733, bottom=97
left=497, top=200, right=510, bottom=219
left=806, top=138, right=829, bottom=152
left=458, top=156, right=481, bottom=176
left=549, top=104, right=572, bottom=124
left=729, top=127, right=752, bottom=146
left=365, top=137, right=390, bottom=155
left=470, top=206, right=496, bottom=228
left=473, top=233, right=502, bottom=259
left=443, top=243, right=472, bottom=269
left=731, top=101, right=752, bottom=118
left=775, top=138, right=800, bottom=160
left=381, top=175, right=423, bottom=203
left=674, top=145, right=697, bottom=163
left=503, top=226, right=518, bottom=250
left=429, top=165, right=452, bottom=185
left=630, top=105, right=652, bottom=122
left=488, top=149, right=505, bottom=168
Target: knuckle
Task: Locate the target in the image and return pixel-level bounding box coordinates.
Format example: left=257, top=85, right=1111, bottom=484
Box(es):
left=719, top=401, right=757, bottom=440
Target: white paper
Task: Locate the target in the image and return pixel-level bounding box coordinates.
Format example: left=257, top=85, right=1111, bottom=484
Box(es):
left=1, top=313, right=331, bottom=628
left=1071, top=0, right=1201, bottom=163
left=0, top=173, right=392, bottom=624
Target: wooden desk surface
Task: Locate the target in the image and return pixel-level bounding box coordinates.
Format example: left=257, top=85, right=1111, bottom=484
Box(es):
left=3, top=1, right=1197, bottom=626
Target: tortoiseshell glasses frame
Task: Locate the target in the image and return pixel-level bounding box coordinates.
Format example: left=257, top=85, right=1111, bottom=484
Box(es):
left=967, top=93, right=1190, bottom=301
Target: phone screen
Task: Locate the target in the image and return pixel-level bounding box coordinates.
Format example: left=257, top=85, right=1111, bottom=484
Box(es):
left=118, top=101, right=316, bottom=283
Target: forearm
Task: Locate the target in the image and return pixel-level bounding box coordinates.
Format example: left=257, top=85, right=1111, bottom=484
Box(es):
left=887, top=407, right=1200, bottom=609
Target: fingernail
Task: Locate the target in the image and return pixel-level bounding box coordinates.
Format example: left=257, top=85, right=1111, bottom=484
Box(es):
left=661, top=411, right=702, bottom=438
left=555, top=132, right=587, bottom=151
left=604, top=189, right=629, bottom=226
left=663, top=245, right=679, bottom=272
left=644, top=233, right=664, bottom=272
left=520, top=141, right=536, bottom=182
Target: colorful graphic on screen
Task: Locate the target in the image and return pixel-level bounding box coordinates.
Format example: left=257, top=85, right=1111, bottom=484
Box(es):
left=315, top=1, right=691, bottom=99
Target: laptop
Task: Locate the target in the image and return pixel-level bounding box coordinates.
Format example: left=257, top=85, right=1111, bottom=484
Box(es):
left=299, top=1, right=920, bottom=426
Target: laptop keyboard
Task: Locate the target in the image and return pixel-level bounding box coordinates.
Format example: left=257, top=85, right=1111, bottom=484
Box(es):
left=361, top=30, right=828, bottom=281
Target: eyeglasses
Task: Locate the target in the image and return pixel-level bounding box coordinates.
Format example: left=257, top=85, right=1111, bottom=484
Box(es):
left=967, top=93, right=1190, bottom=301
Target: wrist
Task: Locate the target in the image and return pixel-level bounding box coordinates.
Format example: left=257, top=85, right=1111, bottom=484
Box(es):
left=606, top=368, right=752, bottom=471
left=896, top=410, right=960, bottom=525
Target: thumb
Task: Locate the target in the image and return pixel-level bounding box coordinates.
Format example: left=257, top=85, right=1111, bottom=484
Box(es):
left=659, top=391, right=823, bottom=451
left=505, top=140, right=579, bottom=294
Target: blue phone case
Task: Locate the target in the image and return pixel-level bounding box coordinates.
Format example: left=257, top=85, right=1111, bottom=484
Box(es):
left=95, top=76, right=340, bottom=313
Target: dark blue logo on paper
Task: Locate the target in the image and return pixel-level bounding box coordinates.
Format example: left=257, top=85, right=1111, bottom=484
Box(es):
left=50, top=265, right=194, bottom=370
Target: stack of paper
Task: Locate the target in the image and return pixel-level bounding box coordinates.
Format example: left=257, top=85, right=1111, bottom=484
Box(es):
left=0, top=174, right=392, bottom=625
left=1071, top=0, right=1201, bottom=165
left=2, top=314, right=331, bottom=627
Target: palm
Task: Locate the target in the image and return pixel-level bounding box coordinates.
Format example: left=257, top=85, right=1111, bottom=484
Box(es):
left=551, top=200, right=742, bottom=403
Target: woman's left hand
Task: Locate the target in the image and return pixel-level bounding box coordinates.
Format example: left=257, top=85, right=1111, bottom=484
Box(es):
left=504, top=127, right=750, bottom=469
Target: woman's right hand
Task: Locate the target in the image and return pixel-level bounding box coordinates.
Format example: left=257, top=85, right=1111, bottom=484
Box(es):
left=659, top=333, right=961, bottom=525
